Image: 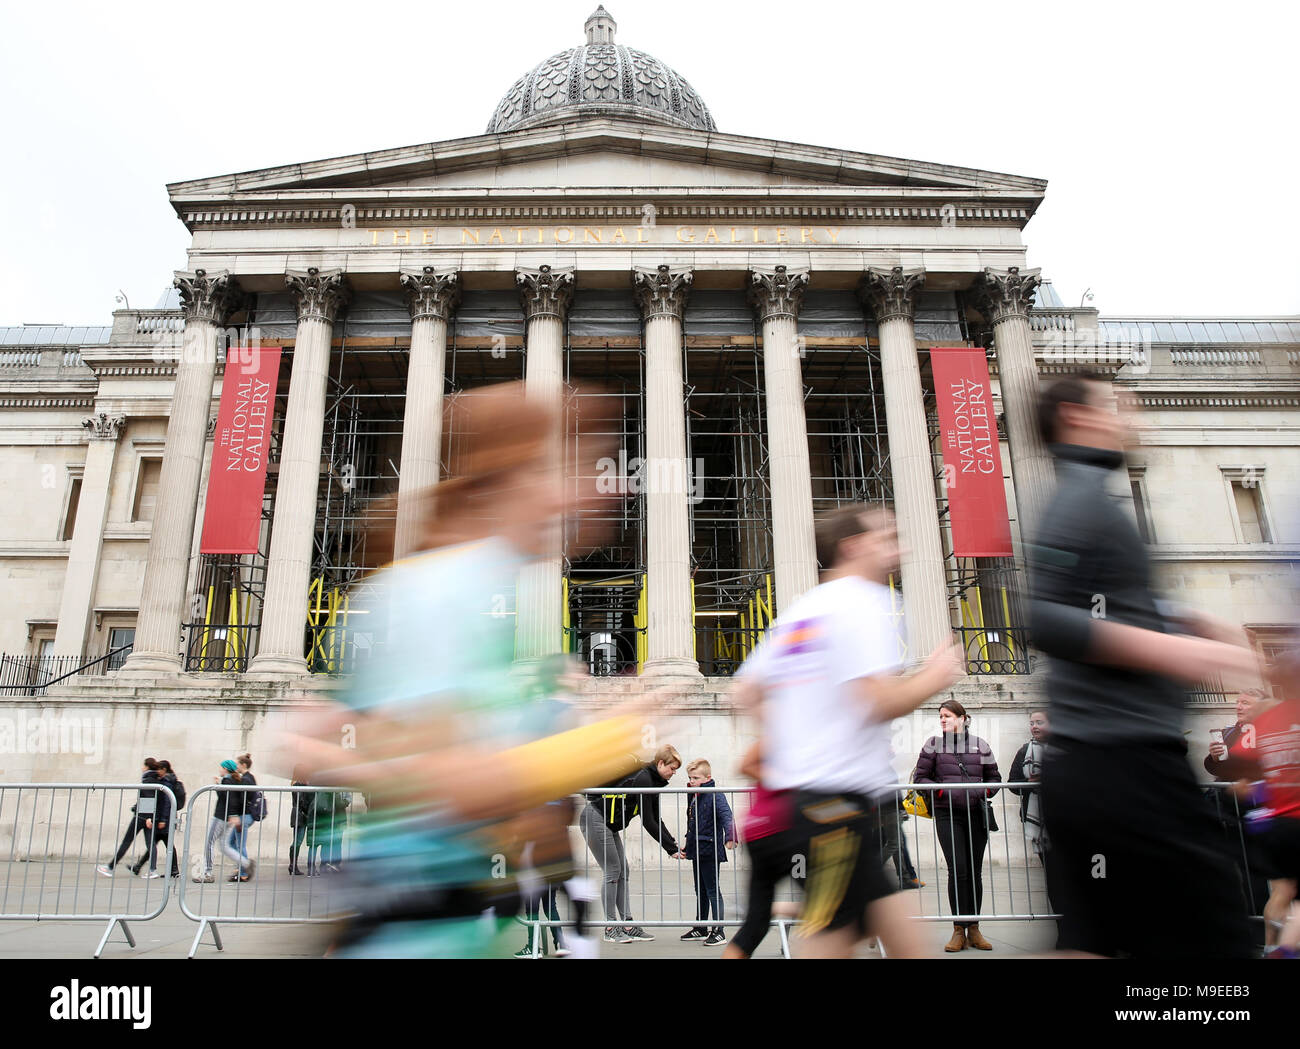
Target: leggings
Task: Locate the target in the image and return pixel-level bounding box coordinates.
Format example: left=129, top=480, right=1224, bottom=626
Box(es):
left=935, top=806, right=988, bottom=925
left=731, top=832, right=805, bottom=957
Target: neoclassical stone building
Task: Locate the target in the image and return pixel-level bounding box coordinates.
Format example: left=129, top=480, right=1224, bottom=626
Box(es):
left=1, top=7, right=1296, bottom=783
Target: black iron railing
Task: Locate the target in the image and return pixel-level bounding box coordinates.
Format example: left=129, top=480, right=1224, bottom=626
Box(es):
left=0, top=643, right=133, bottom=696
left=182, top=623, right=257, bottom=672
left=956, top=624, right=1031, bottom=675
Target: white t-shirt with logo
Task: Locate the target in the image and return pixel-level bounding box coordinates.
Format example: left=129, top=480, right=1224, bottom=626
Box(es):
left=737, top=574, right=904, bottom=797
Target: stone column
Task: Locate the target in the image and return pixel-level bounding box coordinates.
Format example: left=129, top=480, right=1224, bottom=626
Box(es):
left=395, top=267, right=460, bottom=560
left=968, top=267, right=1052, bottom=534
left=860, top=266, right=951, bottom=662
left=52, top=413, right=125, bottom=658
left=248, top=268, right=349, bottom=676
left=121, top=269, right=244, bottom=675
left=514, top=265, right=573, bottom=659
left=749, top=265, right=818, bottom=613
left=634, top=264, right=699, bottom=678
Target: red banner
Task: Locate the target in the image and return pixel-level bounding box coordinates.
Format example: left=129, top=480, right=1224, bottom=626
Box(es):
left=200, top=346, right=281, bottom=554
left=930, top=347, right=1013, bottom=557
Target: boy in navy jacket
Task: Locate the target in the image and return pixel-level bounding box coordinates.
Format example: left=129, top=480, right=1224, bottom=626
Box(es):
left=682, top=758, right=737, bottom=946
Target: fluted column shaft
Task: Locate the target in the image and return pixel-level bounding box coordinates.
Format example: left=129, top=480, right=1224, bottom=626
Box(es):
left=971, top=267, right=1053, bottom=535
left=396, top=268, right=459, bottom=560
left=861, top=266, right=951, bottom=663
left=122, top=270, right=244, bottom=675
left=515, top=265, right=573, bottom=659
left=749, top=266, right=818, bottom=612
left=635, top=265, right=699, bottom=676
left=249, top=268, right=349, bottom=675
left=53, top=414, right=124, bottom=657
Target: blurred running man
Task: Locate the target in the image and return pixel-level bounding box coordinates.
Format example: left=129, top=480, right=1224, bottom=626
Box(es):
left=1028, top=373, right=1261, bottom=958
left=283, top=383, right=650, bottom=958
left=734, top=504, right=963, bottom=958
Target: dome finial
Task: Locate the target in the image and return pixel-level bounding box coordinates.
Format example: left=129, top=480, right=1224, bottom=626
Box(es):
left=585, top=6, right=616, bottom=44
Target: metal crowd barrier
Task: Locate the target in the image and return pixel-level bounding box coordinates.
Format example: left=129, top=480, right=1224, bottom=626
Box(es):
left=0, top=783, right=177, bottom=956
left=178, top=784, right=357, bottom=957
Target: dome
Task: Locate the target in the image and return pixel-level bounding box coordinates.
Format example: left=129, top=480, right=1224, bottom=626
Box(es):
left=486, top=7, right=717, bottom=135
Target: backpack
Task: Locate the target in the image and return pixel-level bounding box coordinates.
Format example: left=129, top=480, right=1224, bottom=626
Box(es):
left=248, top=789, right=268, bottom=822
left=171, top=778, right=187, bottom=811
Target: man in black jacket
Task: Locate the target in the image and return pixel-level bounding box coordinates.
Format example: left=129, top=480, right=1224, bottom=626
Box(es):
left=1028, top=373, right=1260, bottom=958
left=579, top=744, right=685, bottom=943
left=1006, top=710, right=1050, bottom=857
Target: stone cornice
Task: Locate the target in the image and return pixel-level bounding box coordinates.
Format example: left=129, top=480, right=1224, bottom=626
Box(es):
left=858, top=265, right=925, bottom=323
left=176, top=198, right=1035, bottom=230
left=517, top=264, right=575, bottom=321
left=399, top=266, right=461, bottom=321
left=748, top=265, right=809, bottom=322
left=168, top=118, right=1047, bottom=202
left=632, top=264, right=692, bottom=321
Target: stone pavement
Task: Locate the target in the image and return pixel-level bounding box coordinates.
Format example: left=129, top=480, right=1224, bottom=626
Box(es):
left=0, top=855, right=1058, bottom=958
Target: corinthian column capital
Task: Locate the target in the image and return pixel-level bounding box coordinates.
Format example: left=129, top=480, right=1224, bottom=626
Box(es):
left=859, top=266, right=926, bottom=323
left=173, top=269, right=247, bottom=327
left=81, top=412, right=126, bottom=442
left=517, top=264, right=575, bottom=321
left=400, top=267, right=461, bottom=322
left=285, top=267, right=350, bottom=324
left=748, top=265, right=810, bottom=322
left=633, top=264, right=693, bottom=321
left=968, top=266, right=1042, bottom=325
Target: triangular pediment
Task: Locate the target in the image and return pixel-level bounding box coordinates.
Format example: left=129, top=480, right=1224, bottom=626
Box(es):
left=168, top=118, right=1047, bottom=224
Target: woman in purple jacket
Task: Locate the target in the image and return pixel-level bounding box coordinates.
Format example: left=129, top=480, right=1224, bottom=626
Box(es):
left=913, top=699, right=1001, bottom=953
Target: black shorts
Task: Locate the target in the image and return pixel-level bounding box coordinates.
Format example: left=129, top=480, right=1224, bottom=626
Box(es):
left=1041, top=738, right=1254, bottom=958
left=791, top=791, right=893, bottom=937
left=1258, top=819, right=1300, bottom=882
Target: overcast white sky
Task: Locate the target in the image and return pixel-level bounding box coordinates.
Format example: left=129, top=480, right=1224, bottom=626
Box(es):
left=1, top=0, right=1296, bottom=324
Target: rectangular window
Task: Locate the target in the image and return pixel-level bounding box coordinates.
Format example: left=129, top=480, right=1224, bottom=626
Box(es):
left=1231, top=481, right=1269, bottom=543
left=132, top=459, right=163, bottom=522
left=62, top=477, right=82, bottom=541
left=107, top=627, right=135, bottom=670
left=1129, top=471, right=1154, bottom=543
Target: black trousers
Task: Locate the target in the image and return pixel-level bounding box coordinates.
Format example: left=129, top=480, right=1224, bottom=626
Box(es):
left=935, top=806, right=988, bottom=924
left=732, top=831, right=806, bottom=957
left=1041, top=737, right=1254, bottom=958
left=145, top=819, right=179, bottom=875
left=691, top=852, right=724, bottom=934
left=111, top=815, right=157, bottom=867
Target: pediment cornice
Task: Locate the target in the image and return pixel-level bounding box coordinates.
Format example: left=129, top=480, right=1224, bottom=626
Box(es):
left=168, top=118, right=1046, bottom=231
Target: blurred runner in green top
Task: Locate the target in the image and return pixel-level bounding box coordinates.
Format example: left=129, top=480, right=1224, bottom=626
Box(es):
left=283, top=382, right=648, bottom=957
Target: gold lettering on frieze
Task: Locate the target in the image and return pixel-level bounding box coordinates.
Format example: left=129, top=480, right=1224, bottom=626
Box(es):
left=362, top=225, right=852, bottom=247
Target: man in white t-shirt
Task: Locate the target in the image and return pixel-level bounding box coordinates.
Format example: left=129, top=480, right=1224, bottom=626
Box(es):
left=734, top=504, right=963, bottom=959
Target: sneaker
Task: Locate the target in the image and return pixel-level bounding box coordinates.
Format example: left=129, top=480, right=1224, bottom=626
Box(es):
left=703, top=931, right=727, bottom=946
left=513, top=945, right=537, bottom=958
left=322, top=863, right=340, bottom=874
left=192, top=871, right=215, bottom=884
left=95, top=865, right=114, bottom=878
left=145, top=870, right=165, bottom=879
left=623, top=926, right=655, bottom=942
left=553, top=946, right=572, bottom=957
left=603, top=927, right=634, bottom=944
left=129, top=863, right=143, bottom=877
left=681, top=929, right=706, bottom=941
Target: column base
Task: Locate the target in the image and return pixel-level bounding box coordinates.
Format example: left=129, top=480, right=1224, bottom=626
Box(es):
left=117, top=652, right=183, bottom=677
left=246, top=654, right=310, bottom=678
left=640, top=658, right=702, bottom=680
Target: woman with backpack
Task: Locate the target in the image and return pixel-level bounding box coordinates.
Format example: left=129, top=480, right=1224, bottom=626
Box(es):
left=141, top=759, right=184, bottom=879
left=224, top=753, right=260, bottom=882
left=97, top=757, right=170, bottom=879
